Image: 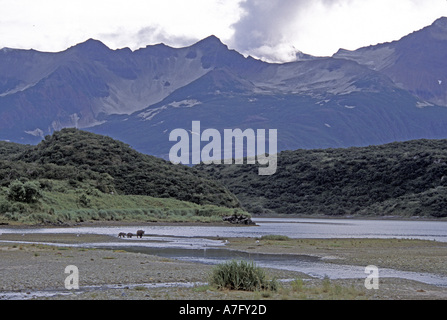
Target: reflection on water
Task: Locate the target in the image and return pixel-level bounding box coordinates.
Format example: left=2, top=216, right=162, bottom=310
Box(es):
left=252, top=218, right=447, bottom=243
left=2, top=217, right=446, bottom=242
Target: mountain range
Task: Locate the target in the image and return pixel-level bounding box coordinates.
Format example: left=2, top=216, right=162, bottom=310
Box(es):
left=1, top=17, right=447, bottom=159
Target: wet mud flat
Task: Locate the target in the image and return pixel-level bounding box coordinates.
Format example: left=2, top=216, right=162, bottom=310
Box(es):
left=0, top=233, right=446, bottom=300
left=0, top=233, right=305, bottom=300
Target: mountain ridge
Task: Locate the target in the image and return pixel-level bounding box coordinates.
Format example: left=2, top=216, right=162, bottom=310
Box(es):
left=1, top=17, right=447, bottom=159
left=334, top=16, right=447, bottom=107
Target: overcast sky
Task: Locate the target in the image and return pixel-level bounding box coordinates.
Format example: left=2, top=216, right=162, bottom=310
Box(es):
left=1, top=0, right=446, bottom=62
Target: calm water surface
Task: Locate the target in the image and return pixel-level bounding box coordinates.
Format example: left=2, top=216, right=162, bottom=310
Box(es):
left=1, top=218, right=446, bottom=287
left=2, top=217, right=446, bottom=242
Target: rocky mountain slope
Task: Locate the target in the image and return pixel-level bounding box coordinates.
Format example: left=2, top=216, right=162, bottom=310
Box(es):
left=334, top=17, right=447, bottom=107
left=1, top=17, right=447, bottom=159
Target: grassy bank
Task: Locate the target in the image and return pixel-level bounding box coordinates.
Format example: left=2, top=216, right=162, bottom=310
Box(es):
left=0, top=179, right=249, bottom=225
left=224, top=237, right=447, bottom=276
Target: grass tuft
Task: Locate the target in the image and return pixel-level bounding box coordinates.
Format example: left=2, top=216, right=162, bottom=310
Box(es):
left=208, top=260, right=278, bottom=292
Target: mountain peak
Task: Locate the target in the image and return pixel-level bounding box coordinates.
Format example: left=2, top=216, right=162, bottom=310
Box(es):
left=434, top=16, right=447, bottom=23
left=192, top=35, right=227, bottom=49
left=424, top=16, right=447, bottom=41
left=433, top=16, right=447, bottom=30
left=67, top=38, right=111, bottom=60
left=70, top=38, right=110, bottom=52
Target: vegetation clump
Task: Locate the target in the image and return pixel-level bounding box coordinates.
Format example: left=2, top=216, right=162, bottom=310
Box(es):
left=260, top=235, right=290, bottom=241
left=7, top=180, right=42, bottom=203
left=209, top=260, right=278, bottom=292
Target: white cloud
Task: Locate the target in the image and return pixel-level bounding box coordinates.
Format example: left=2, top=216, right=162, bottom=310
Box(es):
left=229, top=0, right=447, bottom=61
left=290, top=0, right=447, bottom=57
left=0, top=0, right=446, bottom=61
left=0, top=0, right=243, bottom=51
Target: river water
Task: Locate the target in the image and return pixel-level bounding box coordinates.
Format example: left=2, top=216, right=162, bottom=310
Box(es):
left=1, top=218, right=447, bottom=287
left=2, top=217, right=447, bottom=241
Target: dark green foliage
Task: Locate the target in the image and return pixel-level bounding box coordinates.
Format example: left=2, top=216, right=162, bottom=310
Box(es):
left=209, top=260, right=278, bottom=292
left=0, top=141, right=32, bottom=160
left=7, top=180, right=42, bottom=203
left=3, top=128, right=239, bottom=208
left=197, top=139, right=447, bottom=218
left=77, top=193, right=91, bottom=207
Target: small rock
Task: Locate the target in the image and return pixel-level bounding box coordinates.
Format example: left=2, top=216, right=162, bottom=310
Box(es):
left=222, top=214, right=256, bottom=225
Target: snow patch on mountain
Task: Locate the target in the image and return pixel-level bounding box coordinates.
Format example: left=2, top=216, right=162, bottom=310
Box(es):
left=169, top=100, right=202, bottom=108
left=0, top=82, right=39, bottom=97
left=416, top=101, right=435, bottom=108
left=138, top=100, right=202, bottom=121
left=138, top=106, right=168, bottom=121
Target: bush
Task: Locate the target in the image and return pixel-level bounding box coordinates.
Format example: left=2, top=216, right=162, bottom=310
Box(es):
left=7, top=180, right=42, bottom=203
left=77, top=194, right=91, bottom=207
left=208, top=260, right=278, bottom=292
left=0, top=199, right=12, bottom=214
left=7, top=181, right=25, bottom=202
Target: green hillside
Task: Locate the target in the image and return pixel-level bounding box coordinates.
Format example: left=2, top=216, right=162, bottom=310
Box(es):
left=0, top=129, right=245, bottom=224
left=197, top=139, right=447, bottom=218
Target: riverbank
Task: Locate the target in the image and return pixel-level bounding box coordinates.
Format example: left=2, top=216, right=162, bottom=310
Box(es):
left=0, top=232, right=446, bottom=300
left=0, top=235, right=307, bottom=300
left=225, top=237, right=447, bottom=277
left=253, top=213, right=447, bottom=221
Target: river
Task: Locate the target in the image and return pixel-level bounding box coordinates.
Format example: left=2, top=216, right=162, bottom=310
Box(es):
left=1, top=217, right=447, bottom=287
left=2, top=217, right=447, bottom=241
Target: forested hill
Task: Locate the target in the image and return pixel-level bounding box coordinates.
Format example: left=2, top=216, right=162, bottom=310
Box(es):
left=197, top=139, right=447, bottom=218
left=2, top=128, right=240, bottom=208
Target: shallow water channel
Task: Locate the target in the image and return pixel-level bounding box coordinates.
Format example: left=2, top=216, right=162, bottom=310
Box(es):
left=1, top=217, right=447, bottom=293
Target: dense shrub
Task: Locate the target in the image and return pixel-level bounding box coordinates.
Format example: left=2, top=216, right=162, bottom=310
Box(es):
left=208, top=260, right=278, bottom=292
left=198, top=139, right=447, bottom=218
left=7, top=180, right=42, bottom=204
left=12, top=128, right=240, bottom=209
